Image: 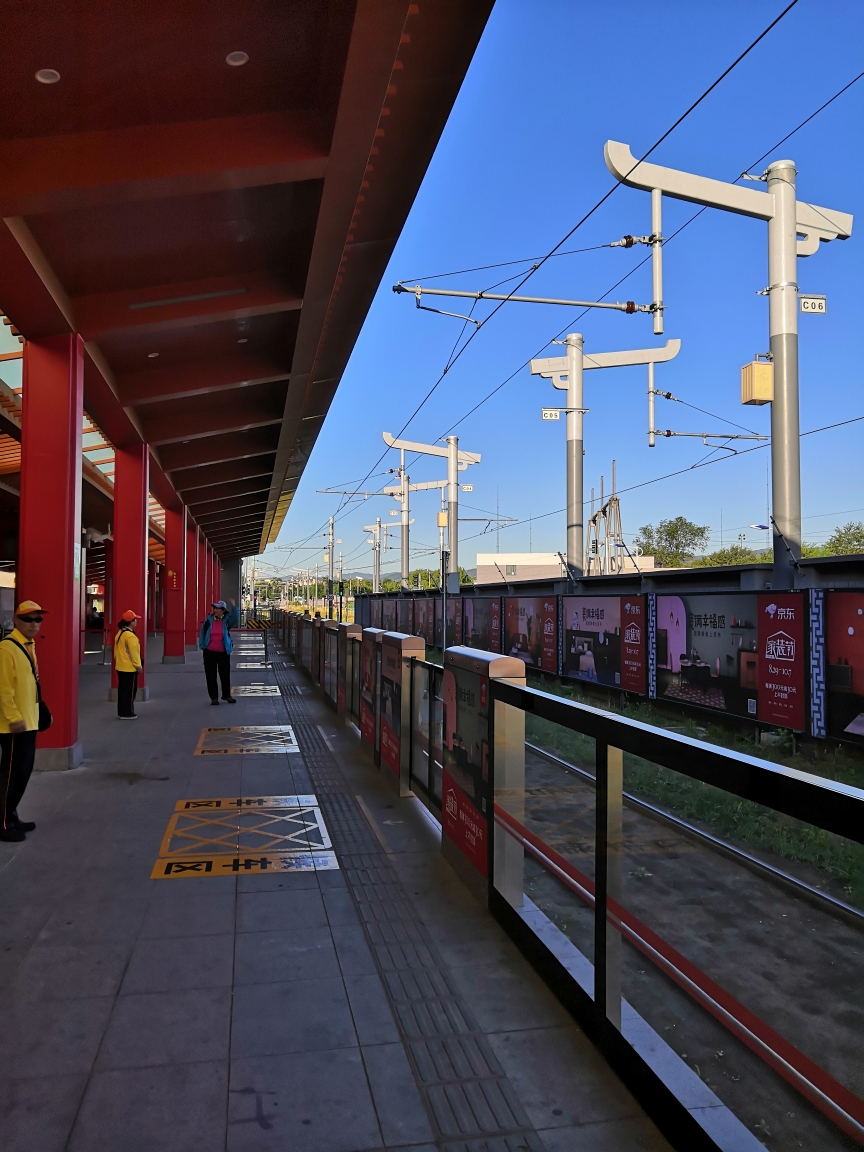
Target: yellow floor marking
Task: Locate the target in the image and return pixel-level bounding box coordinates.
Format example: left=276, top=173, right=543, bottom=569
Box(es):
left=158, top=805, right=330, bottom=858
left=173, top=795, right=318, bottom=811
left=151, top=851, right=338, bottom=879
left=194, top=725, right=299, bottom=755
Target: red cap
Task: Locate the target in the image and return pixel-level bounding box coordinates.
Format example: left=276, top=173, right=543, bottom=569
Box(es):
left=121, top=610, right=142, bottom=622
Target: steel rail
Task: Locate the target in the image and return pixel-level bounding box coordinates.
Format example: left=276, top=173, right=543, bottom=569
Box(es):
left=525, top=740, right=864, bottom=928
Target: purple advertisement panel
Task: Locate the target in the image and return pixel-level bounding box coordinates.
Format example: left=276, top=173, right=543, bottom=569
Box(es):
left=382, top=599, right=396, bottom=631
left=825, top=591, right=864, bottom=745
left=396, top=599, right=413, bottom=635
left=370, top=599, right=382, bottom=628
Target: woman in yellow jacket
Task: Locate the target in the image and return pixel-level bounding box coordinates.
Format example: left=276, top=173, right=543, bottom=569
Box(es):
left=114, top=610, right=143, bottom=720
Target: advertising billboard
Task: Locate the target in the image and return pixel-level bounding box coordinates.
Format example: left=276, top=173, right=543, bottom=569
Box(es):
left=359, top=630, right=378, bottom=749
left=562, top=595, right=646, bottom=693
left=654, top=592, right=806, bottom=728
left=396, top=598, right=413, bottom=635
left=379, top=640, right=402, bottom=775
left=382, top=598, right=396, bottom=631
left=824, top=591, right=864, bottom=744
left=463, top=597, right=502, bottom=653
left=446, top=597, right=463, bottom=647
left=504, top=597, right=557, bottom=672
left=414, top=598, right=428, bottom=642
left=441, top=662, right=489, bottom=878
left=370, top=598, right=382, bottom=628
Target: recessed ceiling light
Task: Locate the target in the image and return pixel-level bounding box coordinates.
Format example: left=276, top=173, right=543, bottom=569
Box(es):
left=148, top=352, right=159, bottom=358
left=35, top=68, right=60, bottom=84
left=226, top=51, right=249, bottom=67
left=237, top=338, right=248, bottom=344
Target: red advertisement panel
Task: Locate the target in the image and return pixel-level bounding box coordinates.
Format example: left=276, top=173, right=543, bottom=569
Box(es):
left=620, top=596, right=647, bottom=693
left=380, top=718, right=400, bottom=775
left=757, top=593, right=806, bottom=730
left=490, top=598, right=502, bottom=653
left=380, top=642, right=402, bottom=775
left=825, top=591, right=864, bottom=744
left=360, top=698, right=375, bottom=745
left=505, top=597, right=557, bottom=672
left=442, top=769, right=488, bottom=877
left=541, top=597, right=558, bottom=672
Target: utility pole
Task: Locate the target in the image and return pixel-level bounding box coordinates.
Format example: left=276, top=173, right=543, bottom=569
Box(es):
left=400, top=449, right=410, bottom=589
left=364, top=519, right=382, bottom=593
left=531, top=337, right=681, bottom=576
left=327, top=517, right=335, bottom=619
left=603, top=140, right=853, bottom=589
left=381, top=431, right=480, bottom=596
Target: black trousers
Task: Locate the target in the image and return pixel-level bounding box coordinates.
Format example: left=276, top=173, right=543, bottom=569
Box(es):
left=117, top=670, right=138, bottom=717
left=0, top=729, right=37, bottom=830
left=203, top=650, right=231, bottom=700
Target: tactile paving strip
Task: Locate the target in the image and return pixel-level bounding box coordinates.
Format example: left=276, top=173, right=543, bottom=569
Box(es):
left=150, top=794, right=337, bottom=879
left=269, top=650, right=546, bottom=1152
left=194, top=725, right=299, bottom=755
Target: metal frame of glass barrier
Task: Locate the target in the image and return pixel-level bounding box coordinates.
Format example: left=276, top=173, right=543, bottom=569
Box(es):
left=487, top=679, right=864, bottom=1152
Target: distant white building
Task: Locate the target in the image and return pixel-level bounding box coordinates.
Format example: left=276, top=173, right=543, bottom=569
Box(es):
left=476, top=551, right=653, bottom=584
left=476, top=553, right=565, bottom=584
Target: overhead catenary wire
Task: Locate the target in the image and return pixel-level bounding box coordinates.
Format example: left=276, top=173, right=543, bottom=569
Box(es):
left=458, top=412, right=864, bottom=545
left=435, top=59, right=864, bottom=442
left=325, top=3, right=800, bottom=527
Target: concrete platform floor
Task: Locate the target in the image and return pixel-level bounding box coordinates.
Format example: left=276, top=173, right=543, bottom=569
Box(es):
left=0, top=634, right=673, bottom=1152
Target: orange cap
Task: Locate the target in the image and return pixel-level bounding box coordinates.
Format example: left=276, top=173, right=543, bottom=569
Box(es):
left=16, top=600, right=47, bottom=615
left=121, top=609, right=142, bottom=622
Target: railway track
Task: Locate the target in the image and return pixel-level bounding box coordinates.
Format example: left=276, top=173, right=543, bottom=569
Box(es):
left=525, top=740, right=864, bottom=929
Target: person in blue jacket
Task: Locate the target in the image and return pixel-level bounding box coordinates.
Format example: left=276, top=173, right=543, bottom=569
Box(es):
left=198, top=599, right=239, bottom=705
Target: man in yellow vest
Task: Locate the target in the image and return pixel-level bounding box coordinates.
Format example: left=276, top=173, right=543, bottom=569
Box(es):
left=0, top=600, right=44, bottom=842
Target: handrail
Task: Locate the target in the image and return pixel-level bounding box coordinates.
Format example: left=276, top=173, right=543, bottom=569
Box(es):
left=491, top=679, right=864, bottom=846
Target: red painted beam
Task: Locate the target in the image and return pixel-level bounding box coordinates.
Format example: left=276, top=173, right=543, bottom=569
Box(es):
left=139, top=381, right=287, bottom=447
left=173, top=455, right=276, bottom=494
left=73, top=272, right=302, bottom=342
left=116, top=353, right=291, bottom=407
left=0, top=111, right=328, bottom=217
left=157, top=426, right=281, bottom=473
left=185, top=479, right=271, bottom=509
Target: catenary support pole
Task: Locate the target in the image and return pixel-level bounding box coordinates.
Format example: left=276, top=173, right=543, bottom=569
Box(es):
left=447, top=436, right=459, bottom=593
left=112, top=443, right=150, bottom=701
left=163, top=504, right=187, bottom=662
left=400, top=449, right=410, bottom=590
left=18, top=335, right=84, bottom=768
left=768, top=159, right=801, bottom=589
left=651, top=188, right=664, bottom=336
left=565, top=333, right=584, bottom=577
left=327, top=516, right=335, bottom=619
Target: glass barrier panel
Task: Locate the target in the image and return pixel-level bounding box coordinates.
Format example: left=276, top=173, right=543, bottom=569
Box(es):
left=410, top=661, right=432, bottom=797
left=429, top=666, right=444, bottom=805
left=493, top=703, right=597, bottom=983
left=612, top=751, right=864, bottom=1150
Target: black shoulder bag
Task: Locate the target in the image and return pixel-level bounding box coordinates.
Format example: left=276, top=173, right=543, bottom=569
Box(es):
left=4, top=638, right=52, bottom=732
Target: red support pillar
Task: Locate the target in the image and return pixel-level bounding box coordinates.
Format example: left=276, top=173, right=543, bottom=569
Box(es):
left=198, top=533, right=207, bottom=625
left=18, top=334, right=84, bottom=769
left=112, top=443, right=149, bottom=700
left=163, top=504, right=187, bottom=662
left=147, top=559, right=156, bottom=633
left=213, top=550, right=221, bottom=606
left=185, top=521, right=199, bottom=646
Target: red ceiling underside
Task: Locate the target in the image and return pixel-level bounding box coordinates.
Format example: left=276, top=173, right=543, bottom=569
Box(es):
left=0, top=0, right=494, bottom=560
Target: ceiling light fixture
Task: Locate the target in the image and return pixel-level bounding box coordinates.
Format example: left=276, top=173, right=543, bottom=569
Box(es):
left=148, top=352, right=159, bottom=358
left=237, top=338, right=248, bottom=344
left=226, top=51, right=249, bottom=67
left=35, top=68, right=61, bottom=84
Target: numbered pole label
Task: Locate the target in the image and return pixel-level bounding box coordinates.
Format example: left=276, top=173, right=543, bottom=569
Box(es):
left=799, top=295, right=826, bottom=314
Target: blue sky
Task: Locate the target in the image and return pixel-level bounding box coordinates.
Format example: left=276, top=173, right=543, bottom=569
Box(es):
left=264, top=0, right=864, bottom=580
